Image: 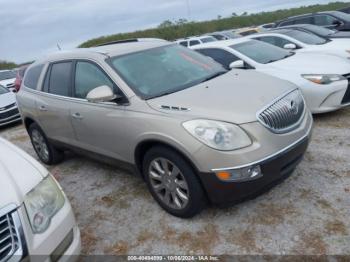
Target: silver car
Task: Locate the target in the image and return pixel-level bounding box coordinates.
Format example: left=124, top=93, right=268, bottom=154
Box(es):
left=17, top=40, right=313, bottom=218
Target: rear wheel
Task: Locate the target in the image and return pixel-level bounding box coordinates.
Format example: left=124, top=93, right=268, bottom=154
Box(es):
left=143, top=146, right=206, bottom=218
left=28, top=123, right=64, bottom=165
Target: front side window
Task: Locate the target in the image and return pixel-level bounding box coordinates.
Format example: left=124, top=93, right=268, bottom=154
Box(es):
left=189, top=40, right=200, bottom=46
left=74, top=62, right=114, bottom=99
left=212, top=34, right=226, bottom=40
left=0, top=71, right=16, bottom=81
left=283, top=29, right=327, bottom=44
left=280, top=20, right=295, bottom=26
left=23, top=64, right=44, bottom=90
left=257, top=36, right=294, bottom=48
left=197, top=48, right=240, bottom=69
left=231, top=40, right=293, bottom=64
left=294, top=16, right=313, bottom=24
left=179, top=41, right=188, bottom=47
left=314, top=15, right=339, bottom=26
left=0, top=85, right=9, bottom=94
left=48, top=62, right=72, bottom=96
left=109, top=44, right=226, bottom=99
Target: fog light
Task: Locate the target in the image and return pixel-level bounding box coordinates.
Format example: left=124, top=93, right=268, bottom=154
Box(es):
left=215, top=165, right=262, bottom=182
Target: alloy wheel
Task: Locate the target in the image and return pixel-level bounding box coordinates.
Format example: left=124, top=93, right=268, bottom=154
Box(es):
left=31, top=129, right=49, bottom=162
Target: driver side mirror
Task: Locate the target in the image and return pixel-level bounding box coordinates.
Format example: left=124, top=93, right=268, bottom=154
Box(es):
left=86, top=85, right=117, bottom=103
left=229, top=60, right=246, bottom=69
left=283, top=43, right=297, bottom=50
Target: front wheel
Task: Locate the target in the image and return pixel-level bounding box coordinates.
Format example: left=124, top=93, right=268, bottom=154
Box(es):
left=143, top=146, right=206, bottom=218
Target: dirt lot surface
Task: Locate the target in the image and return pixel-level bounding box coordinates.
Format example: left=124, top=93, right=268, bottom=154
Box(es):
left=1, top=108, right=349, bottom=255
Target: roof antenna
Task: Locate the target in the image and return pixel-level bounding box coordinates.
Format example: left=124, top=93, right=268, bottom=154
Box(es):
left=57, top=43, right=62, bottom=51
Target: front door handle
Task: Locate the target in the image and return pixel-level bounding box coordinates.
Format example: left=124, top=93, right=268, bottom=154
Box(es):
left=72, top=112, right=84, bottom=120
left=39, top=105, right=47, bottom=112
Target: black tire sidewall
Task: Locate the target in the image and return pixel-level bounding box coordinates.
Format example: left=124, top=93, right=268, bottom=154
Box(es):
left=143, top=146, right=206, bottom=218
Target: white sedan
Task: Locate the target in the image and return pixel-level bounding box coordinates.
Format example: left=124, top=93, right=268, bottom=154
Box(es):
left=0, top=70, right=16, bottom=92
left=246, top=28, right=350, bottom=59
left=193, top=38, right=350, bottom=113
left=0, top=84, right=21, bottom=126
left=0, top=137, right=81, bottom=260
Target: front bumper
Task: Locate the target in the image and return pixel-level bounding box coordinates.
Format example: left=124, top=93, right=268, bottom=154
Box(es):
left=0, top=106, right=22, bottom=127
left=199, top=134, right=310, bottom=205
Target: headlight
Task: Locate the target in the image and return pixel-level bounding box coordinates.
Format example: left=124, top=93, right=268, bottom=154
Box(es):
left=302, top=74, right=346, bottom=85
left=24, top=175, right=65, bottom=234
left=182, top=119, right=252, bottom=151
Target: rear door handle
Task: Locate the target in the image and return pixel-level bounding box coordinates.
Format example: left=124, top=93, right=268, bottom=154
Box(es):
left=38, top=105, right=47, bottom=112
left=72, top=112, right=84, bottom=120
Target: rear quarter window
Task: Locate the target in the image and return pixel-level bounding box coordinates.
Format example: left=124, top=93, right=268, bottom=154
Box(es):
left=23, top=64, right=44, bottom=90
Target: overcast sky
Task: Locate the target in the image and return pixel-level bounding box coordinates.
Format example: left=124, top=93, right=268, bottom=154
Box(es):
left=0, top=0, right=338, bottom=63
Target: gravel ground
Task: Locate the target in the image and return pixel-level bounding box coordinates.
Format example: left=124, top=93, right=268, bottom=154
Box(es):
left=1, top=108, right=349, bottom=256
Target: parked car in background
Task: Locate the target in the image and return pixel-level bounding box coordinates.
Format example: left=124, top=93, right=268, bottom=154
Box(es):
left=339, top=6, right=350, bottom=14
left=275, top=11, right=350, bottom=31
left=176, top=36, right=217, bottom=47
left=0, top=84, right=21, bottom=127
left=206, top=30, right=239, bottom=40
left=234, top=27, right=260, bottom=36
left=247, top=29, right=350, bottom=59
left=193, top=39, right=350, bottom=113
left=0, top=137, right=81, bottom=261
left=17, top=40, right=312, bottom=218
left=258, top=23, right=276, bottom=31
left=276, top=24, right=350, bottom=39
left=0, top=70, right=16, bottom=92
left=14, top=64, right=30, bottom=92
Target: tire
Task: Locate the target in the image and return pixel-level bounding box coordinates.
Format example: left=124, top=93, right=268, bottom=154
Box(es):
left=28, top=123, right=64, bottom=165
left=143, top=146, right=206, bottom=218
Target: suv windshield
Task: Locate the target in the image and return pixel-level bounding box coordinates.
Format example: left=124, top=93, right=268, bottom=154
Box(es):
left=283, top=29, right=328, bottom=45
left=109, top=44, right=226, bottom=99
left=0, top=85, right=9, bottom=94
left=0, top=71, right=16, bottom=81
left=231, top=40, right=293, bottom=64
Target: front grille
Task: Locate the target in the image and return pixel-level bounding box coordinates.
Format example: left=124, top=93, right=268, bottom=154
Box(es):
left=0, top=211, right=19, bottom=261
left=342, top=74, right=350, bottom=104
left=257, top=89, right=305, bottom=134
left=6, top=84, right=14, bottom=88
left=0, top=108, right=19, bottom=120
left=0, top=103, right=15, bottom=111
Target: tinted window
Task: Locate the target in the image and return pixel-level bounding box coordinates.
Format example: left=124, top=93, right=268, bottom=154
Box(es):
left=314, top=15, right=339, bottom=26
left=23, top=64, right=44, bottom=90
left=200, top=37, right=216, bottom=43
left=189, top=40, right=200, bottom=46
left=294, top=16, right=313, bottom=24
left=257, top=36, right=294, bottom=48
left=49, top=62, right=72, bottom=96
left=74, top=62, right=114, bottom=99
left=284, top=29, right=327, bottom=44
left=197, top=48, right=240, bottom=69
left=211, top=34, right=226, bottom=40
left=231, top=40, right=293, bottom=64
left=179, top=41, right=188, bottom=47
left=239, top=30, right=258, bottom=36
left=279, top=20, right=294, bottom=26
left=110, top=45, right=226, bottom=99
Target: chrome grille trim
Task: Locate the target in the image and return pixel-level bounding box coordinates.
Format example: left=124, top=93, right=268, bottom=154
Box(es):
left=0, top=205, right=26, bottom=262
left=257, top=89, right=305, bottom=134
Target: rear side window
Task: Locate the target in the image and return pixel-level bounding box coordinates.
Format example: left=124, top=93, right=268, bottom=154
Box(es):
left=23, top=64, right=44, bottom=90
left=294, top=16, right=313, bottom=24
left=197, top=48, right=239, bottom=69
left=189, top=40, right=200, bottom=46
left=48, top=62, right=72, bottom=96
left=179, top=41, right=188, bottom=47
left=279, top=20, right=295, bottom=26
left=74, top=61, right=114, bottom=99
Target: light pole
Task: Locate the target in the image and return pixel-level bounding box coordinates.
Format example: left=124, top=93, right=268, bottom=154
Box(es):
left=186, top=0, right=192, bottom=21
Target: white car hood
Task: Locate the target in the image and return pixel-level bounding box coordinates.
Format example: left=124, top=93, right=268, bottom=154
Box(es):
left=302, top=40, right=350, bottom=58
left=0, top=78, right=16, bottom=87
left=0, top=138, right=48, bottom=208
left=0, top=92, right=17, bottom=108
left=266, top=53, right=350, bottom=75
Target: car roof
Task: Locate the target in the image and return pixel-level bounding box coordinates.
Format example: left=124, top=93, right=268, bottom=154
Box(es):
left=34, top=40, right=171, bottom=64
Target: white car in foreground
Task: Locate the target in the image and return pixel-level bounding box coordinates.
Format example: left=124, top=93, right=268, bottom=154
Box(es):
left=193, top=39, right=350, bottom=113
left=0, top=137, right=81, bottom=261
left=247, top=29, right=350, bottom=59
left=0, top=84, right=21, bottom=126
left=0, top=70, right=16, bottom=92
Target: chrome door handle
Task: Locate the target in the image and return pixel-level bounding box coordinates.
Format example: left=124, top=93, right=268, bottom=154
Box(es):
left=72, top=112, right=83, bottom=120
left=39, top=105, right=47, bottom=112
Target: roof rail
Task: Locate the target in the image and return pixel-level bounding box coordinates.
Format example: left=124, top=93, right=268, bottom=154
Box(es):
left=97, top=39, right=139, bottom=47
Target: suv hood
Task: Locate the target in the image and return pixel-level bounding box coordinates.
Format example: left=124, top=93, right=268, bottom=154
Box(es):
left=147, top=70, right=297, bottom=124
left=267, top=53, right=350, bottom=75
left=0, top=92, right=16, bottom=108
left=0, top=138, right=47, bottom=208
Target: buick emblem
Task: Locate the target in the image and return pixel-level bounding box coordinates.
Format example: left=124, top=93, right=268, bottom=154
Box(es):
left=289, top=100, right=298, bottom=115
